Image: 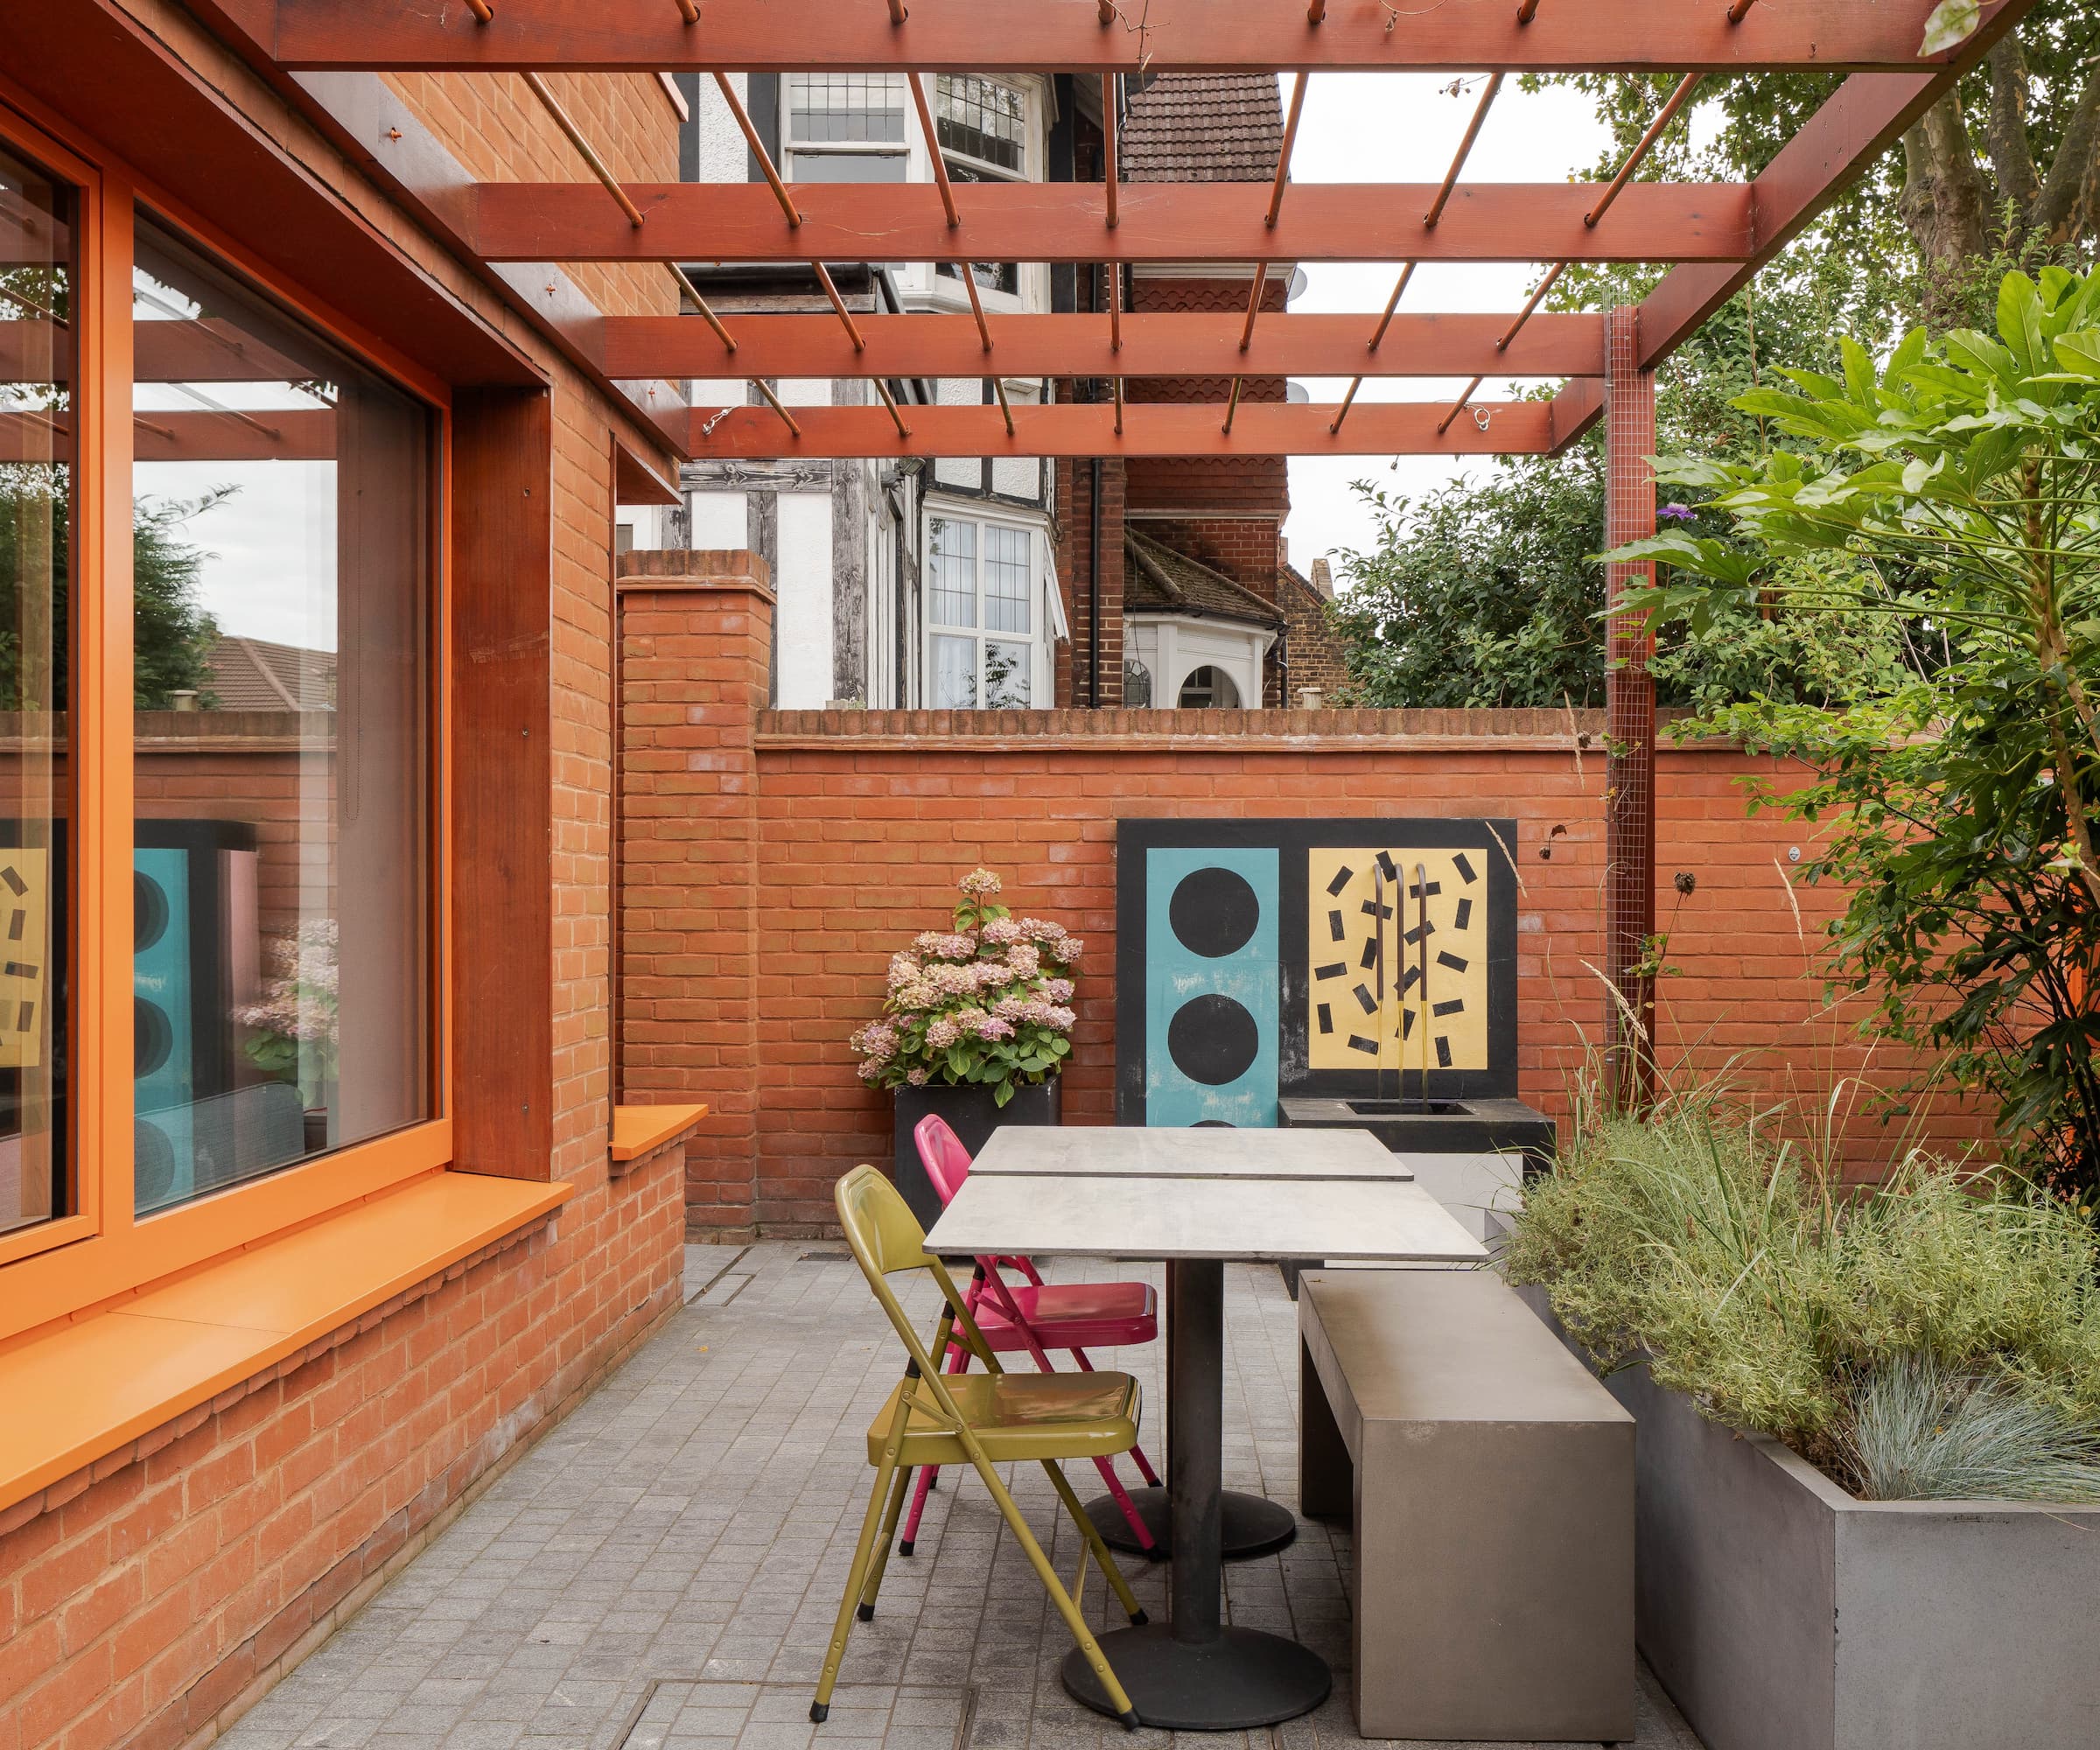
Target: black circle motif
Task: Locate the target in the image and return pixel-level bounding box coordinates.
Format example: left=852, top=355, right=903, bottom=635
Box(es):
left=1168, top=867, right=1260, bottom=959
left=1166, top=993, right=1260, bottom=1088
left=135, top=1119, right=178, bottom=1206
left=135, top=870, right=170, bottom=954
left=135, top=997, right=173, bottom=1080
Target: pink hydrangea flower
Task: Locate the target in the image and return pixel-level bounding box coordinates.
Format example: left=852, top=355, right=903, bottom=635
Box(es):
left=1044, top=978, right=1074, bottom=1003
left=925, top=1017, right=962, bottom=1049
left=1005, top=943, right=1041, bottom=976
left=980, top=918, right=1022, bottom=946
left=959, top=867, right=1003, bottom=899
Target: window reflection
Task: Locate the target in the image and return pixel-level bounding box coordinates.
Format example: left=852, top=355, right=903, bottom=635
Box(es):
left=130, top=219, right=430, bottom=1214
left=0, top=147, right=72, bottom=1237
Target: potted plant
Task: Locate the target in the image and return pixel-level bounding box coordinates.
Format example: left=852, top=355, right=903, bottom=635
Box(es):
left=1505, top=1097, right=2100, bottom=1750
left=237, top=917, right=339, bottom=1156
left=851, top=867, right=1079, bottom=1223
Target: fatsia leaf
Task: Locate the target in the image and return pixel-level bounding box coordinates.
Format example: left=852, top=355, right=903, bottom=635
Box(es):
left=2054, top=331, right=2100, bottom=379
left=1919, top=0, right=1980, bottom=55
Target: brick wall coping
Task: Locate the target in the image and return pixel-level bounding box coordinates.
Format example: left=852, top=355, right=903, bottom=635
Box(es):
left=757, top=706, right=1718, bottom=753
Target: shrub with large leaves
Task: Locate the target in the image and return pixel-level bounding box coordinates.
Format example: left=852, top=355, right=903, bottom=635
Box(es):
left=1606, top=269, right=2100, bottom=1194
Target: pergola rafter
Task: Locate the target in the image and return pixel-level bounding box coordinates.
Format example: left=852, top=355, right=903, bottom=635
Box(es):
left=248, top=0, right=2003, bottom=76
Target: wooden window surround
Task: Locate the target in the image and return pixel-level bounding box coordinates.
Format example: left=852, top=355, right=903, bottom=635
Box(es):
left=0, top=82, right=558, bottom=1401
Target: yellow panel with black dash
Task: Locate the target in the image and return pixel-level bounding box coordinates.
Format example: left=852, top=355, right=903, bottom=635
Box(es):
left=0, top=849, right=49, bottom=1070
left=1306, top=847, right=1488, bottom=1074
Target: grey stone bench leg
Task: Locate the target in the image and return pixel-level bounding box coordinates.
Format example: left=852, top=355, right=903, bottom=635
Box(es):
left=1298, top=1337, right=1352, bottom=1521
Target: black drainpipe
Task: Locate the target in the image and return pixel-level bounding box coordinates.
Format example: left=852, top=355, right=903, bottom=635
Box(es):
left=1088, top=454, right=1102, bottom=708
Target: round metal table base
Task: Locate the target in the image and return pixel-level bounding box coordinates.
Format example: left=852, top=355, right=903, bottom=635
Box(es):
left=1061, top=1624, right=1332, bottom=1731
left=1084, top=1487, right=1298, bottom=1560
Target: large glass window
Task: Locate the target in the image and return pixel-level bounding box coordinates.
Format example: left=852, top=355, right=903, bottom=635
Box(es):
left=130, top=219, right=431, bottom=1214
left=0, top=147, right=74, bottom=1238
left=784, top=74, right=908, bottom=183
left=926, top=514, right=1038, bottom=710
left=934, top=75, right=1028, bottom=299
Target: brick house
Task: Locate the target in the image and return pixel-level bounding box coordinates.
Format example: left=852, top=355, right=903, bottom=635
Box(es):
left=662, top=70, right=1350, bottom=711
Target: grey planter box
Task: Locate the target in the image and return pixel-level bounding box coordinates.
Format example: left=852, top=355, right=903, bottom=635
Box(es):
left=891, top=1075, right=1060, bottom=1228
left=1518, top=1289, right=2100, bottom=1750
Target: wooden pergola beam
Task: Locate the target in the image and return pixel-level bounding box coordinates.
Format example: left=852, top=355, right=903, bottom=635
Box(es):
left=598, top=309, right=1605, bottom=381
left=469, top=180, right=1755, bottom=264
left=682, top=397, right=1556, bottom=458
left=0, top=318, right=313, bottom=384
left=261, top=0, right=2008, bottom=74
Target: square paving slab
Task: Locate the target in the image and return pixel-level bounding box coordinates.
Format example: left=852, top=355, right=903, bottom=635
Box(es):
left=216, top=1242, right=1704, bottom=1750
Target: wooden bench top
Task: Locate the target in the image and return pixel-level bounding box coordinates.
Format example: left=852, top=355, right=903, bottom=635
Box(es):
left=1300, top=1269, right=1631, bottom=1431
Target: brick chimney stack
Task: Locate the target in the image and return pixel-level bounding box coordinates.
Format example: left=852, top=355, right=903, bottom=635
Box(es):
left=1310, top=557, right=1334, bottom=600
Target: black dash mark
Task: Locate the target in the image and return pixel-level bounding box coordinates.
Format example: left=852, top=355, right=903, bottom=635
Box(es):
left=6, top=911, right=21, bottom=941
left=0, top=866, right=24, bottom=897
left=1375, top=850, right=1398, bottom=883
left=1433, top=998, right=1465, bottom=1018
left=1358, top=937, right=1379, bottom=970
left=1399, top=964, right=1423, bottom=993
left=1453, top=896, right=1474, bottom=931
left=1437, top=951, right=1468, bottom=974
left=1347, top=1034, right=1379, bottom=1056
left=1316, top=1003, right=1334, bottom=1036
left=1361, top=900, right=1394, bottom=920
left=1404, top=920, right=1435, bottom=946
left=1407, top=878, right=1442, bottom=900
left=1400, top=1008, right=1415, bottom=1039
left=16, top=1000, right=32, bottom=1033
left=1435, top=1034, right=1453, bottom=1068
left=1352, top=983, right=1377, bottom=1015
left=1452, top=852, right=1478, bottom=885
left=1325, top=865, right=1354, bottom=897
left=3, top=962, right=35, bottom=979
left=1328, top=909, right=1346, bottom=942
left=1314, top=961, right=1346, bottom=981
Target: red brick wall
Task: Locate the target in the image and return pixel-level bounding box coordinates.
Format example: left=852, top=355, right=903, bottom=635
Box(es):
left=615, top=555, right=774, bottom=1228
left=618, top=693, right=1990, bottom=1236
left=1051, top=458, right=1127, bottom=708
left=0, top=1151, right=685, bottom=1750
left=1125, top=272, right=1290, bottom=516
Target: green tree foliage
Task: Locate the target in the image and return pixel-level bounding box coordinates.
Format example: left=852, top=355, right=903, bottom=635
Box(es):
left=1606, top=268, right=2100, bottom=1194
left=0, top=474, right=223, bottom=710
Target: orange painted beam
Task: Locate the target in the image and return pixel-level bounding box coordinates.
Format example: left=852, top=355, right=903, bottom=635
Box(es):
left=0, top=318, right=312, bottom=384
left=0, top=407, right=336, bottom=463
left=265, top=0, right=2008, bottom=74
left=684, top=398, right=1557, bottom=459
left=601, top=310, right=1606, bottom=382
left=471, top=179, right=1754, bottom=266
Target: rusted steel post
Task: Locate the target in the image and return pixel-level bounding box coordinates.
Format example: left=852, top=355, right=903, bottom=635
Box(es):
left=1604, top=304, right=1657, bottom=1111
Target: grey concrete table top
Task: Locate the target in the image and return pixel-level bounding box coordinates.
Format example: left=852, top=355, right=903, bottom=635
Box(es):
left=971, top=1124, right=1414, bottom=1180
left=924, top=1170, right=1485, bottom=1264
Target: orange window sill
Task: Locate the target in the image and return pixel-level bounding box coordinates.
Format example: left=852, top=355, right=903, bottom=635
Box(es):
left=610, top=1102, right=709, bottom=1163
left=0, top=1169, right=570, bottom=1519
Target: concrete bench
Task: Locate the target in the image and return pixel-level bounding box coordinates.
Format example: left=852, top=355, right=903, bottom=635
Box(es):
left=1299, top=1270, right=1635, bottom=1743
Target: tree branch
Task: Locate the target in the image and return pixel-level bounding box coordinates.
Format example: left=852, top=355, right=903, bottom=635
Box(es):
left=2031, top=53, right=2100, bottom=245
left=1899, top=94, right=1995, bottom=275
left=1987, top=37, right=2043, bottom=224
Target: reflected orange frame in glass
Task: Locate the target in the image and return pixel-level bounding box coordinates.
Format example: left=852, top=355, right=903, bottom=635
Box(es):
left=0, top=82, right=456, bottom=1347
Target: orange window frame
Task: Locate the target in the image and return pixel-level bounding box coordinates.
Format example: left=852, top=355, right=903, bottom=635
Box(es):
left=0, top=85, right=456, bottom=1347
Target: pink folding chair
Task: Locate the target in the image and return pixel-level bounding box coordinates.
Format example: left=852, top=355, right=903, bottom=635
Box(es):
left=899, top=1114, right=1165, bottom=1557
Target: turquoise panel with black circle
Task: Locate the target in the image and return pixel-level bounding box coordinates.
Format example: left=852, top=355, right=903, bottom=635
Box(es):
left=1144, top=846, right=1278, bottom=1127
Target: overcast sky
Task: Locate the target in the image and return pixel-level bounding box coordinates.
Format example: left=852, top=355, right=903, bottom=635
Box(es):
left=1278, top=72, right=1619, bottom=586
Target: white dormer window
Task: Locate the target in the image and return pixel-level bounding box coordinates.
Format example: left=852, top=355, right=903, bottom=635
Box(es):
left=934, top=74, right=1031, bottom=303
left=783, top=74, right=908, bottom=182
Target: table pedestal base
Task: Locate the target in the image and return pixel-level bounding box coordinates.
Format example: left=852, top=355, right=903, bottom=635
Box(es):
left=1083, top=1487, right=1298, bottom=1560
left=1061, top=1624, right=1331, bottom=1730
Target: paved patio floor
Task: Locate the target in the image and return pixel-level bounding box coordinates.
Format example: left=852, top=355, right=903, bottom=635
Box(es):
left=219, top=1242, right=1706, bottom=1750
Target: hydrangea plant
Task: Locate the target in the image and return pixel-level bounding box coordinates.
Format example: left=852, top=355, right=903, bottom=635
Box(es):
left=850, top=867, right=1080, bottom=1107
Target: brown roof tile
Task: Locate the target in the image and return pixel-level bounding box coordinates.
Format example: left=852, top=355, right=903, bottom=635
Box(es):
left=1122, top=73, right=1284, bottom=184
left=1124, top=529, right=1283, bottom=626
left=204, top=636, right=336, bottom=711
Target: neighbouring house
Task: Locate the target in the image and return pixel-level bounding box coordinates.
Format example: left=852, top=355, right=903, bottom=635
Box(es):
left=650, top=69, right=1351, bottom=710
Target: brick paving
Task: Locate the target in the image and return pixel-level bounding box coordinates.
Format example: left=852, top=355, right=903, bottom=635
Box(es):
left=217, top=1243, right=1704, bottom=1750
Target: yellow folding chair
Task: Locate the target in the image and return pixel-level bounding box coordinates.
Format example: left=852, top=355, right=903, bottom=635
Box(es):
left=815, top=1164, right=1147, bottom=1729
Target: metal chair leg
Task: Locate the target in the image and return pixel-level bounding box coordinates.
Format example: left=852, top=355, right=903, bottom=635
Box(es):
left=855, top=1464, right=915, bottom=1619
left=1040, top=1457, right=1148, bottom=1625
left=961, top=1448, right=1142, bottom=1729
left=812, top=1448, right=900, bottom=1723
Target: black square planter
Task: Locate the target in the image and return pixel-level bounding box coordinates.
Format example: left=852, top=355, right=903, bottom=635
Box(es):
left=891, top=1076, right=1062, bottom=1227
